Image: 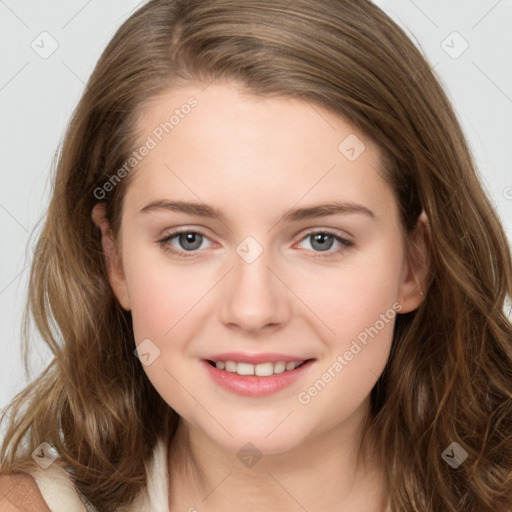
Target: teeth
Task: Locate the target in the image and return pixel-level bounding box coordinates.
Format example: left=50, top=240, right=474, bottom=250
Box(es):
left=225, top=361, right=237, bottom=372
left=255, top=362, right=274, bottom=377
left=273, top=361, right=286, bottom=374
left=237, top=362, right=255, bottom=376
left=214, top=360, right=305, bottom=376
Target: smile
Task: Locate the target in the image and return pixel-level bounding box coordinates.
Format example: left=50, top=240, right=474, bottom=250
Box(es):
left=207, top=359, right=310, bottom=376
left=202, top=358, right=316, bottom=397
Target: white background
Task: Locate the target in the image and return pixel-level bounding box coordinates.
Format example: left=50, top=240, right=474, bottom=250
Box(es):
left=1, top=0, right=511, bottom=415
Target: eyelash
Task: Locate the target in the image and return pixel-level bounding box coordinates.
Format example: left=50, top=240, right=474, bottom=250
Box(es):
left=157, top=228, right=354, bottom=260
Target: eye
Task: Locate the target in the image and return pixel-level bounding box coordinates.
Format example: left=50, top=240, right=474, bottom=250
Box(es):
left=296, top=230, right=354, bottom=259
left=157, top=229, right=213, bottom=258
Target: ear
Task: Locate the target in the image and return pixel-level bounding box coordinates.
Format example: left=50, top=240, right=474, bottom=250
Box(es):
left=91, top=202, right=131, bottom=311
left=397, top=210, right=431, bottom=313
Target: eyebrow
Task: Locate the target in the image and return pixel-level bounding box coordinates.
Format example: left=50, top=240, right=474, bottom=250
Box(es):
left=138, top=200, right=376, bottom=223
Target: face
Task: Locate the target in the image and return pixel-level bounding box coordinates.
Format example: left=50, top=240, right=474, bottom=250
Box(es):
left=93, top=81, right=427, bottom=456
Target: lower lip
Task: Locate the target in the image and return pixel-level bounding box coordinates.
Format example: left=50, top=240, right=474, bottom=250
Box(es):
left=202, top=359, right=315, bottom=397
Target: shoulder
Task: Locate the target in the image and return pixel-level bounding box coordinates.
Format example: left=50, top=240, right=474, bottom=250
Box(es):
left=0, top=472, right=50, bottom=511
left=1, top=461, right=89, bottom=512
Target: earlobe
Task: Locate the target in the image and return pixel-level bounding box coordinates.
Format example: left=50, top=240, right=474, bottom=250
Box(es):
left=397, top=211, right=431, bottom=313
left=91, top=202, right=131, bottom=311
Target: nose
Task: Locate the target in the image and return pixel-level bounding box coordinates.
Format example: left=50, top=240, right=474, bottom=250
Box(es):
left=219, top=244, right=291, bottom=334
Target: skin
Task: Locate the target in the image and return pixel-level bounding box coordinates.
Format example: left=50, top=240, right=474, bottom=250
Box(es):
left=0, top=474, right=50, bottom=512
left=92, top=81, right=429, bottom=511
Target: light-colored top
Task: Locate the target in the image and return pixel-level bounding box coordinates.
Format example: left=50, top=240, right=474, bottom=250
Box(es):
left=28, top=437, right=170, bottom=512
left=28, top=439, right=392, bottom=511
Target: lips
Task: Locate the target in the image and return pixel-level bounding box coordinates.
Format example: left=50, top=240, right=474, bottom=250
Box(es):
left=202, top=354, right=316, bottom=397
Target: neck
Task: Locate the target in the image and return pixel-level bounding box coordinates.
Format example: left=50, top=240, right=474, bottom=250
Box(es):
left=167, top=402, right=389, bottom=512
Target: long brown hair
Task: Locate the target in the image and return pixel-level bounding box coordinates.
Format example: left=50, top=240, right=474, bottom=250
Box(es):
left=1, top=0, right=511, bottom=510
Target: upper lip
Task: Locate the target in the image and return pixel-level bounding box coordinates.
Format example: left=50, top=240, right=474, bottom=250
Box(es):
left=204, top=352, right=314, bottom=365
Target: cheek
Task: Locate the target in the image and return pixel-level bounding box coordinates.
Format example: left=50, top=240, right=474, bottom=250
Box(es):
left=128, top=275, right=178, bottom=343
left=295, top=235, right=404, bottom=338
left=291, top=238, right=403, bottom=402
left=122, top=243, right=208, bottom=342
left=293, top=276, right=399, bottom=429
left=122, top=250, right=207, bottom=411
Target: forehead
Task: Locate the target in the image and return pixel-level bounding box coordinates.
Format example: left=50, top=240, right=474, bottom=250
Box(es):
left=123, top=82, right=396, bottom=224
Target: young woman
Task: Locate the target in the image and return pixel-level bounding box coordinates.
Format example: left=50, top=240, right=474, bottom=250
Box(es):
left=1, top=1, right=511, bottom=511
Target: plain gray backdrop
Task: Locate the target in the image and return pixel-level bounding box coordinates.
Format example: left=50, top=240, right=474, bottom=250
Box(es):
left=1, top=0, right=511, bottom=416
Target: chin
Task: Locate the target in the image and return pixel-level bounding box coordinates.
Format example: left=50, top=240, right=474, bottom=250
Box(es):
left=193, top=417, right=307, bottom=456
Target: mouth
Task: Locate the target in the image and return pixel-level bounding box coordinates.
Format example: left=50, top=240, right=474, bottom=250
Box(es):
left=202, top=358, right=316, bottom=397
left=205, top=358, right=314, bottom=377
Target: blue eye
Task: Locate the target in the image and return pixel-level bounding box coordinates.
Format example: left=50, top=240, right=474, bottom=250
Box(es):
left=157, top=229, right=353, bottom=259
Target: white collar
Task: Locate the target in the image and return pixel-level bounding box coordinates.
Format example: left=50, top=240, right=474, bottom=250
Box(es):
left=30, top=437, right=170, bottom=512
left=125, top=437, right=169, bottom=512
